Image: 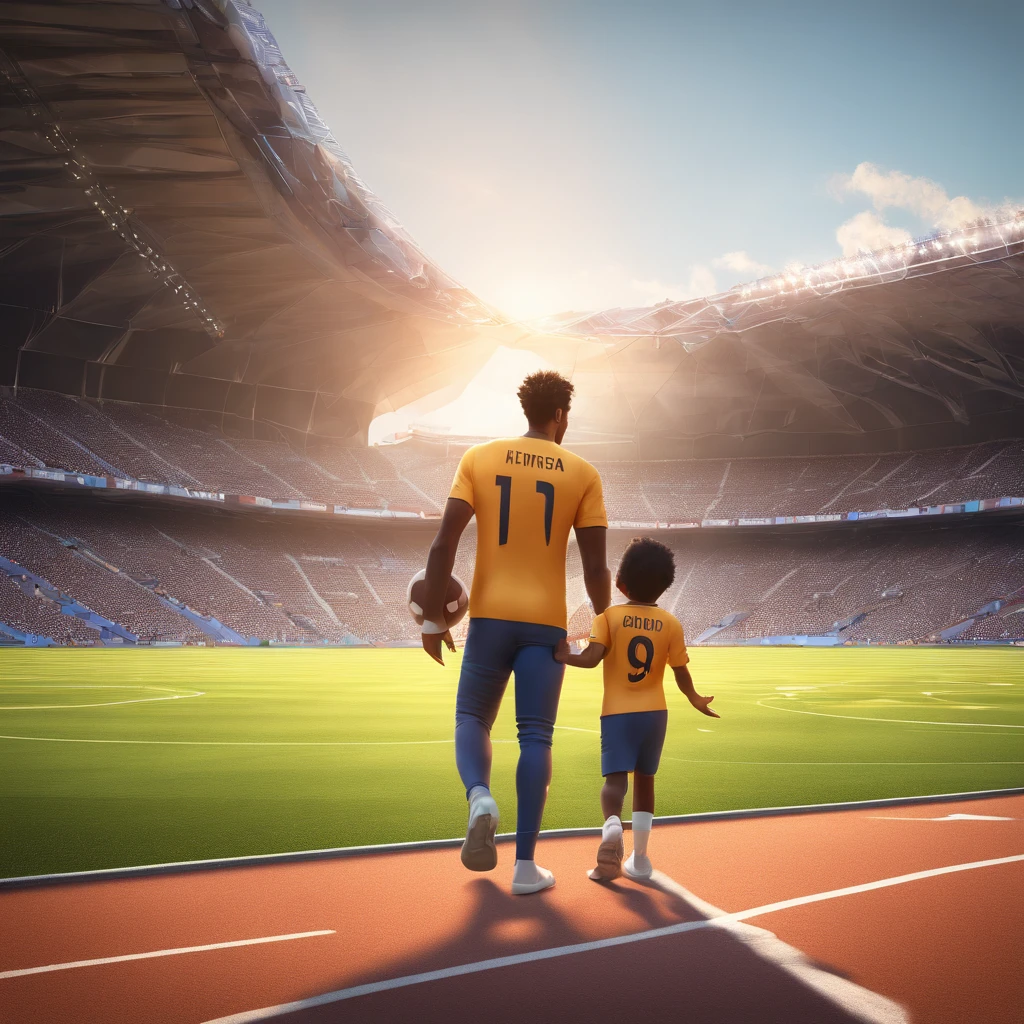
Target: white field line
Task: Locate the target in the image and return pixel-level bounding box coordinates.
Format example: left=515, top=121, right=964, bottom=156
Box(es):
left=0, top=931, right=335, bottom=981
left=0, top=734, right=516, bottom=747
left=199, top=854, right=1024, bottom=1023
left=757, top=699, right=1024, bottom=729
left=0, top=686, right=204, bottom=711
left=0, top=726, right=592, bottom=747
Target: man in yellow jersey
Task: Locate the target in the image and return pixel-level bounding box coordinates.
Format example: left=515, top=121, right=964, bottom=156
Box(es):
left=419, top=371, right=611, bottom=895
left=556, top=537, right=719, bottom=881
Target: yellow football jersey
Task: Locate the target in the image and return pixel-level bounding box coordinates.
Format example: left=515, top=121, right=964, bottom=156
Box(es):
left=590, top=604, right=689, bottom=716
left=449, top=437, right=607, bottom=629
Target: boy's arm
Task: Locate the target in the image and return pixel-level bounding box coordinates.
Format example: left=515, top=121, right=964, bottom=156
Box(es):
left=672, top=664, right=720, bottom=718
left=554, top=639, right=607, bottom=668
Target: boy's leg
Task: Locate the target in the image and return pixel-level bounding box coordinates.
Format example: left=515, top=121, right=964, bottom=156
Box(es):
left=632, top=771, right=655, bottom=813
left=630, top=772, right=655, bottom=861
left=601, top=772, right=629, bottom=820
left=455, top=619, right=514, bottom=871
left=624, top=711, right=667, bottom=880
left=590, top=772, right=628, bottom=881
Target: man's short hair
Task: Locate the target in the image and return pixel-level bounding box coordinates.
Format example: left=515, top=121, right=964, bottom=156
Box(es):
left=616, top=537, right=676, bottom=603
left=518, top=371, right=574, bottom=425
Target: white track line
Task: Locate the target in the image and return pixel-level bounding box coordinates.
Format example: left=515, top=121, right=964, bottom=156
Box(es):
left=199, top=853, right=1024, bottom=1023
left=0, top=686, right=204, bottom=711
left=0, top=931, right=335, bottom=981
left=869, top=813, right=1015, bottom=821
left=663, top=756, right=1024, bottom=766
left=757, top=699, right=1024, bottom=729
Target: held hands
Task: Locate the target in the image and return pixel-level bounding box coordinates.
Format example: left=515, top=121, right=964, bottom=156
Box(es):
left=422, top=629, right=456, bottom=666
left=689, top=693, right=720, bottom=719
left=553, top=638, right=571, bottom=663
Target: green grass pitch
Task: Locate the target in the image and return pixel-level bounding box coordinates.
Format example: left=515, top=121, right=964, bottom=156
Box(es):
left=2, top=646, right=1022, bottom=878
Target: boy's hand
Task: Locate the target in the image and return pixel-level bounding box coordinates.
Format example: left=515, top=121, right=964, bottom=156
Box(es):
left=690, top=694, right=720, bottom=718
left=554, top=638, right=571, bottom=663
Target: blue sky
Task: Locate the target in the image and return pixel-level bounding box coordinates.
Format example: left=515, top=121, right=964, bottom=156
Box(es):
left=257, top=0, right=1023, bottom=320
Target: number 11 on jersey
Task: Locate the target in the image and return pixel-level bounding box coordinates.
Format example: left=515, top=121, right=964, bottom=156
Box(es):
left=495, top=475, right=555, bottom=546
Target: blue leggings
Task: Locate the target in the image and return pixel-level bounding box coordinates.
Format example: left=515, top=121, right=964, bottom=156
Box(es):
left=455, top=617, right=567, bottom=862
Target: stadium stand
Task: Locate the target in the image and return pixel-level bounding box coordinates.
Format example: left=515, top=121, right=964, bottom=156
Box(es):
left=0, top=507, right=209, bottom=643
left=0, top=493, right=1020, bottom=647
left=2, top=392, right=1021, bottom=523
left=0, top=571, right=99, bottom=646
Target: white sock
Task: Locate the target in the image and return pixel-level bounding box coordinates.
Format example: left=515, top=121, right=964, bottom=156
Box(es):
left=632, top=811, right=653, bottom=857
left=602, top=815, right=623, bottom=841
left=513, top=859, right=543, bottom=882
left=468, top=785, right=496, bottom=820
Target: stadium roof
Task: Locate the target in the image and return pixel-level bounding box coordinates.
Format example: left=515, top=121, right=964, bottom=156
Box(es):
left=2, top=0, right=1023, bottom=458
left=0, top=0, right=510, bottom=442
left=531, top=217, right=1024, bottom=458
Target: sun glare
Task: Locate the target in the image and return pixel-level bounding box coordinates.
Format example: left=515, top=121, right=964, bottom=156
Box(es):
left=369, top=346, right=555, bottom=444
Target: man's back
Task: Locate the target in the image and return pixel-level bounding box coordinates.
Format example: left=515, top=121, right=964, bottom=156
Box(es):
left=450, top=436, right=607, bottom=628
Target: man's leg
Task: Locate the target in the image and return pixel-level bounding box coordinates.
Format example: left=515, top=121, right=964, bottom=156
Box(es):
left=509, top=628, right=565, bottom=893
left=455, top=619, right=513, bottom=871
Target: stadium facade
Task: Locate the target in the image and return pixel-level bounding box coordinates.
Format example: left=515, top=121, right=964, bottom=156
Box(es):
left=0, top=0, right=1022, bottom=648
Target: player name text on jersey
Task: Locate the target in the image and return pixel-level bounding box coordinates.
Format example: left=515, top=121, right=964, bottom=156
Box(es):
left=622, top=614, right=664, bottom=632
left=505, top=449, right=565, bottom=471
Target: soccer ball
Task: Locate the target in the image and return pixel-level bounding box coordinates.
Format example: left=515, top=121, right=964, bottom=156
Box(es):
left=406, top=569, right=470, bottom=630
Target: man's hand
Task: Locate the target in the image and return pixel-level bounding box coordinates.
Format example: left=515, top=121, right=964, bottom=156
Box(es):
left=422, top=629, right=456, bottom=666
left=689, top=694, right=720, bottom=719
left=554, top=638, right=571, bottom=663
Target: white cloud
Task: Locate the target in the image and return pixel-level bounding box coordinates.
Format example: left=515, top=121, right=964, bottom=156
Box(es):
left=835, top=211, right=913, bottom=257
left=711, top=250, right=773, bottom=276
left=831, top=160, right=990, bottom=240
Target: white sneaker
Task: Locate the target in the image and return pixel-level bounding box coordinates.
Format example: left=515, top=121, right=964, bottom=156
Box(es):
left=511, top=860, right=555, bottom=895
left=623, top=851, right=653, bottom=879
left=588, top=823, right=624, bottom=881
left=461, top=789, right=499, bottom=872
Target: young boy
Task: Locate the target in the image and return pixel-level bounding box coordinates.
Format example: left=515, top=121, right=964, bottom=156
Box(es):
left=555, top=537, right=719, bottom=881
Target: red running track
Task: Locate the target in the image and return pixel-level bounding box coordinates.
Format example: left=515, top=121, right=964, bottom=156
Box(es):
left=1, top=794, right=1022, bottom=1024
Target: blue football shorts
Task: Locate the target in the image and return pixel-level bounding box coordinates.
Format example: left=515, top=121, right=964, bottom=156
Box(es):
left=600, top=709, right=668, bottom=776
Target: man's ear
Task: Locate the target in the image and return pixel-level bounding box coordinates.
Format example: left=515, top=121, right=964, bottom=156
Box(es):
left=616, top=579, right=628, bottom=597
left=554, top=408, right=563, bottom=423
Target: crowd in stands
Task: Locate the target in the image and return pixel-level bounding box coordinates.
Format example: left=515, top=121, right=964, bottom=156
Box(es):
left=0, top=494, right=1019, bottom=647
left=0, top=390, right=1021, bottom=522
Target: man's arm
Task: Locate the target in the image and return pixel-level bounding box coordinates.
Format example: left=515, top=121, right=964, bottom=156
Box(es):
left=575, top=525, right=611, bottom=615
left=421, top=496, right=474, bottom=665
left=672, top=664, right=720, bottom=718
left=554, top=639, right=606, bottom=668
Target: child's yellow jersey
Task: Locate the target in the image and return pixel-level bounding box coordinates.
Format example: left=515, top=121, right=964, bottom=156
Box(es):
left=590, top=604, right=689, bottom=716
left=449, top=437, right=607, bottom=629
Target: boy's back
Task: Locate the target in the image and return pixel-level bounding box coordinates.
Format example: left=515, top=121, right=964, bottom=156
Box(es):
left=590, top=604, right=689, bottom=717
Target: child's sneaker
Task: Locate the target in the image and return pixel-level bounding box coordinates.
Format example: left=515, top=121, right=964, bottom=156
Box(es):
left=623, top=850, right=653, bottom=879
left=588, top=816, right=624, bottom=881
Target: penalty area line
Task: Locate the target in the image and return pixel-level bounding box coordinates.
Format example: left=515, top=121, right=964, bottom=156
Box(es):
left=198, top=854, right=1024, bottom=1023
left=0, top=931, right=335, bottom=981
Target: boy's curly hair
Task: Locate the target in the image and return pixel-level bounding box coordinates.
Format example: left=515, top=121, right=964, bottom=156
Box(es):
left=518, top=371, right=574, bottom=425
left=616, top=537, right=676, bottom=603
